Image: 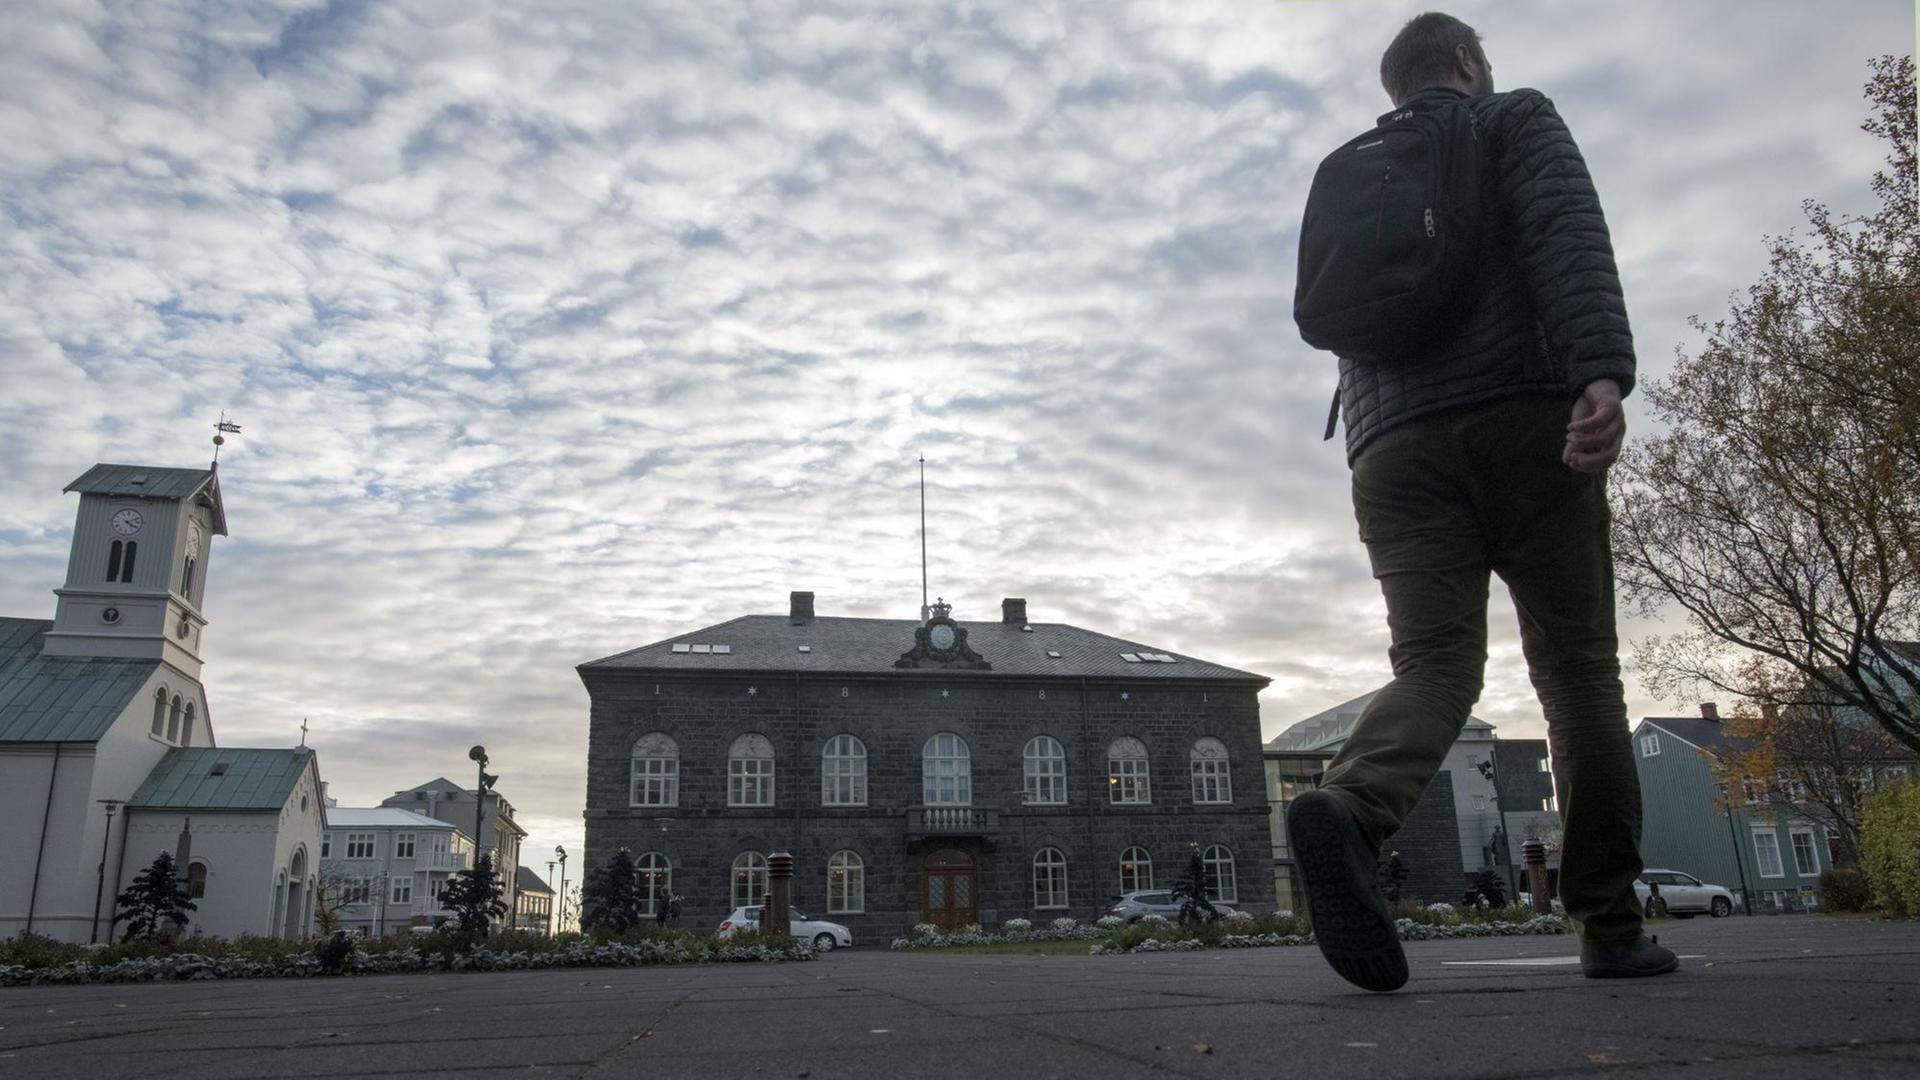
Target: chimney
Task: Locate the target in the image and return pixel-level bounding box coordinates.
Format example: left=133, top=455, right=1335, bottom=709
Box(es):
left=1002, top=597, right=1028, bottom=625
left=1700, top=702, right=1719, bottom=721
left=790, top=591, right=815, bottom=624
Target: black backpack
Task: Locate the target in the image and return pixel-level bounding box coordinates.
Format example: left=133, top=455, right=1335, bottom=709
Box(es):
left=1293, top=100, right=1487, bottom=362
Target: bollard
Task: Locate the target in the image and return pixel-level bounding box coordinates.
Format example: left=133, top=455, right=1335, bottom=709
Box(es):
left=1522, top=838, right=1550, bottom=915
left=765, top=851, right=794, bottom=938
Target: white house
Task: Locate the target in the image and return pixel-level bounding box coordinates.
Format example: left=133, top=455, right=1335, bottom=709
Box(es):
left=1, top=462, right=325, bottom=942
left=321, top=807, right=474, bottom=936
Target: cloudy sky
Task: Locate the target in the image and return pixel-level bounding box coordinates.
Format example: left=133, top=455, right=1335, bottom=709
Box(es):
left=2, top=0, right=1912, bottom=883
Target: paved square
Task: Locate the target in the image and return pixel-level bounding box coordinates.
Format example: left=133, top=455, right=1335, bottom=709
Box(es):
left=3, top=917, right=1916, bottom=1078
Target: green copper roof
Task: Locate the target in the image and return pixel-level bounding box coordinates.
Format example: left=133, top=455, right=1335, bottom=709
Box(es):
left=0, top=618, right=160, bottom=743
left=129, top=747, right=316, bottom=810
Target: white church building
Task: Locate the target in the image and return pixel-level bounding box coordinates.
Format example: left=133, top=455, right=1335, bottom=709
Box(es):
left=0, top=463, right=327, bottom=942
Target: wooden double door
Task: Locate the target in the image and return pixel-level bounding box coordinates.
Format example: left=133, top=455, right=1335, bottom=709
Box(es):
left=922, top=850, right=978, bottom=930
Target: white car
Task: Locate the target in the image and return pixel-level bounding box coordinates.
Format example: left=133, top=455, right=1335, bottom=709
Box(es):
left=716, top=905, right=854, bottom=951
left=1635, top=869, right=1735, bottom=918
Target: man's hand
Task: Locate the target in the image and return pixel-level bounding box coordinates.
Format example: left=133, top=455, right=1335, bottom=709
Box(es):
left=1564, top=378, right=1625, bottom=474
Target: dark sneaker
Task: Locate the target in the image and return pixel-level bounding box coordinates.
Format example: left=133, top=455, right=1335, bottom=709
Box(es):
left=1580, top=933, right=1680, bottom=979
left=1288, top=789, right=1408, bottom=992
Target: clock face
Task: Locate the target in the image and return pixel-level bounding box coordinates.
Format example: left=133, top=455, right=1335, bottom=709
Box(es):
left=929, top=623, right=957, bottom=651
left=111, top=509, right=143, bottom=536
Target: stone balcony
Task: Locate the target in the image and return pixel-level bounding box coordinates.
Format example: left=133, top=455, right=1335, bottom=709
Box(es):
left=905, top=806, right=999, bottom=837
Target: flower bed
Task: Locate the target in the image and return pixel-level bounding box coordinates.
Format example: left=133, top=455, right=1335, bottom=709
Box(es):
left=885, top=904, right=1569, bottom=956
left=0, top=928, right=815, bottom=987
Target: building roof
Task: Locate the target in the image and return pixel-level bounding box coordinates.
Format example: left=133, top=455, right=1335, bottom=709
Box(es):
left=1266, top=688, right=1493, bottom=753
left=515, top=866, right=553, bottom=894
left=383, top=778, right=527, bottom=838
left=128, top=747, right=316, bottom=810
left=580, top=614, right=1269, bottom=684
left=1639, top=716, right=1746, bottom=758
left=325, top=807, right=461, bottom=831
left=64, top=463, right=228, bottom=535
left=0, top=618, right=160, bottom=743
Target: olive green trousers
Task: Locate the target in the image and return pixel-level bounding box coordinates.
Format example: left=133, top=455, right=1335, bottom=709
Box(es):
left=1321, top=396, right=1645, bottom=945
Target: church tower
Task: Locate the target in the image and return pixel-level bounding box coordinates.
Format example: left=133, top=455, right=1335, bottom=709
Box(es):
left=41, top=464, right=229, bottom=678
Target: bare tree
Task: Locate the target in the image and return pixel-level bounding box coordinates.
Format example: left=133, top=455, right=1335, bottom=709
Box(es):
left=1613, top=57, right=1919, bottom=754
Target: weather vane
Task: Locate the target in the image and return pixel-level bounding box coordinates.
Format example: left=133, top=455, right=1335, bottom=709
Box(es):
left=212, top=413, right=243, bottom=467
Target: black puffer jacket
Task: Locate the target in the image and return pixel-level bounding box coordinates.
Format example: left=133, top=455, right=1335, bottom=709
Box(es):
left=1334, top=86, right=1637, bottom=461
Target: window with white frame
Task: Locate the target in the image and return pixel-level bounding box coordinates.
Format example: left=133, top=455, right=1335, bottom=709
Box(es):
left=1024, top=735, right=1067, bottom=804
left=391, top=878, right=412, bottom=905
left=821, top=734, right=868, bottom=806
left=631, top=732, right=680, bottom=807
left=1032, top=848, right=1068, bottom=909
left=638, top=852, right=671, bottom=916
left=186, top=861, right=207, bottom=899
left=1190, top=737, right=1232, bottom=804
left=394, top=833, right=415, bottom=859
left=732, top=851, right=768, bottom=908
left=1119, top=846, right=1153, bottom=894
left=345, top=833, right=375, bottom=860
left=1790, top=828, right=1819, bottom=876
left=1537, top=756, right=1550, bottom=772
left=181, top=702, right=195, bottom=745
left=1753, top=829, right=1785, bottom=877
left=922, top=732, right=972, bottom=805
left=1640, top=733, right=1660, bottom=757
left=320, top=833, right=331, bottom=859
left=828, top=850, right=864, bottom=913
left=1108, top=736, right=1151, bottom=804
left=728, top=734, right=776, bottom=807
left=341, top=878, right=373, bottom=905
left=1203, top=844, right=1238, bottom=903
left=151, top=688, right=167, bottom=737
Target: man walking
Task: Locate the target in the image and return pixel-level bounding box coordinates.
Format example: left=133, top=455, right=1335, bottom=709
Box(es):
left=1288, top=12, right=1675, bottom=992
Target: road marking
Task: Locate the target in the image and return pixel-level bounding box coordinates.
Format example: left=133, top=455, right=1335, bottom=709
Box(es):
left=1442, top=955, right=1706, bottom=967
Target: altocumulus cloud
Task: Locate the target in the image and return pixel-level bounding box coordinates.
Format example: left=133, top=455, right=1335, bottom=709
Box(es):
left=0, top=0, right=1907, bottom=863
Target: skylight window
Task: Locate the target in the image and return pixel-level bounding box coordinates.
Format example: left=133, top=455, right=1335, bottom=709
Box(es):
left=798, top=645, right=812, bottom=653
left=671, top=644, right=691, bottom=653
left=1120, top=653, right=1141, bottom=663
left=1143, top=653, right=1178, bottom=663
left=712, top=645, right=731, bottom=655
left=1046, top=650, right=1062, bottom=659
left=690, top=644, right=712, bottom=654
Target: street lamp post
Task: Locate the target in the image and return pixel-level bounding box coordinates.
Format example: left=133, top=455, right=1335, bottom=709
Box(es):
left=547, top=860, right=557, bottom=935
left=555, top=845, right=568, bottom=933
left=91, top=799, right=123, bottom=944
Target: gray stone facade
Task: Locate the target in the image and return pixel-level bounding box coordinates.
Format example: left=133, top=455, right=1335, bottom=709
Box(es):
left=580, top=601, right=1275, bottom=941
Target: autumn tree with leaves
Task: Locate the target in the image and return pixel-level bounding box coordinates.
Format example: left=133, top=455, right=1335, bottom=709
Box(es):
left=1614, top=56, right=1920, bottom=760
left=1703, top=672, right=1908, bottom=866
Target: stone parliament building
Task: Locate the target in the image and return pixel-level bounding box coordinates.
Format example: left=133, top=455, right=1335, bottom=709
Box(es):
left=579, top=593, right=1275, bottom=938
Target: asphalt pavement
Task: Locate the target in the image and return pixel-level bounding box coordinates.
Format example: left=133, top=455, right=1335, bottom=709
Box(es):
left=3, top=915, right=1916, bottom=1079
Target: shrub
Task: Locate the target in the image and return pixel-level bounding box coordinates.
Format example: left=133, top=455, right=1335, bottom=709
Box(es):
left=1818, top=868, right=1872, bottom=913
left=1861, top=779, right=1920, bottom=917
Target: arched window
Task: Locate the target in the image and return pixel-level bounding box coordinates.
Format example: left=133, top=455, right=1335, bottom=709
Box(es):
left=187, top=861, right=208, bottom=899
left=1119, top=846, right=1153, bottom=894
left=107, top=540, right=124, bottom=582
left=1203, top=845, right=1238, bottom=903
left=828, top=850, right=864, bottom=913
left=630, top=733, right=679, bottom=806
left=821, top=735, right=867, bottom=806
left=732, top=851, right=768, bottom=909
left=1108, top=736, right=1151, bottom=804
left=167, top=694, right=183, bottom=743
left=728, top=734, right=775, bottom=806
left=1023, top=736, right=1067, bottom=804
left=120, top=541, right=138, bottom=582
left=637, top=852, right=671, bottom=916
left=1191, top=737, right=1232, bottom=804
left=181, top=703, right=196, bottom=746
left=152, top=688, right=168, bottom=736
left=182, top=528, right=200, bottom=597
left=1032, top=848, right=1069, bottom=909
left=922, top=732, right=971, bottom=806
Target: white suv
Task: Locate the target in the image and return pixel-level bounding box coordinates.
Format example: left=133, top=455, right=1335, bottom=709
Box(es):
left=1635, top=869, right=1735, bottom=918
left=716, top=906, right=854, bottom=951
